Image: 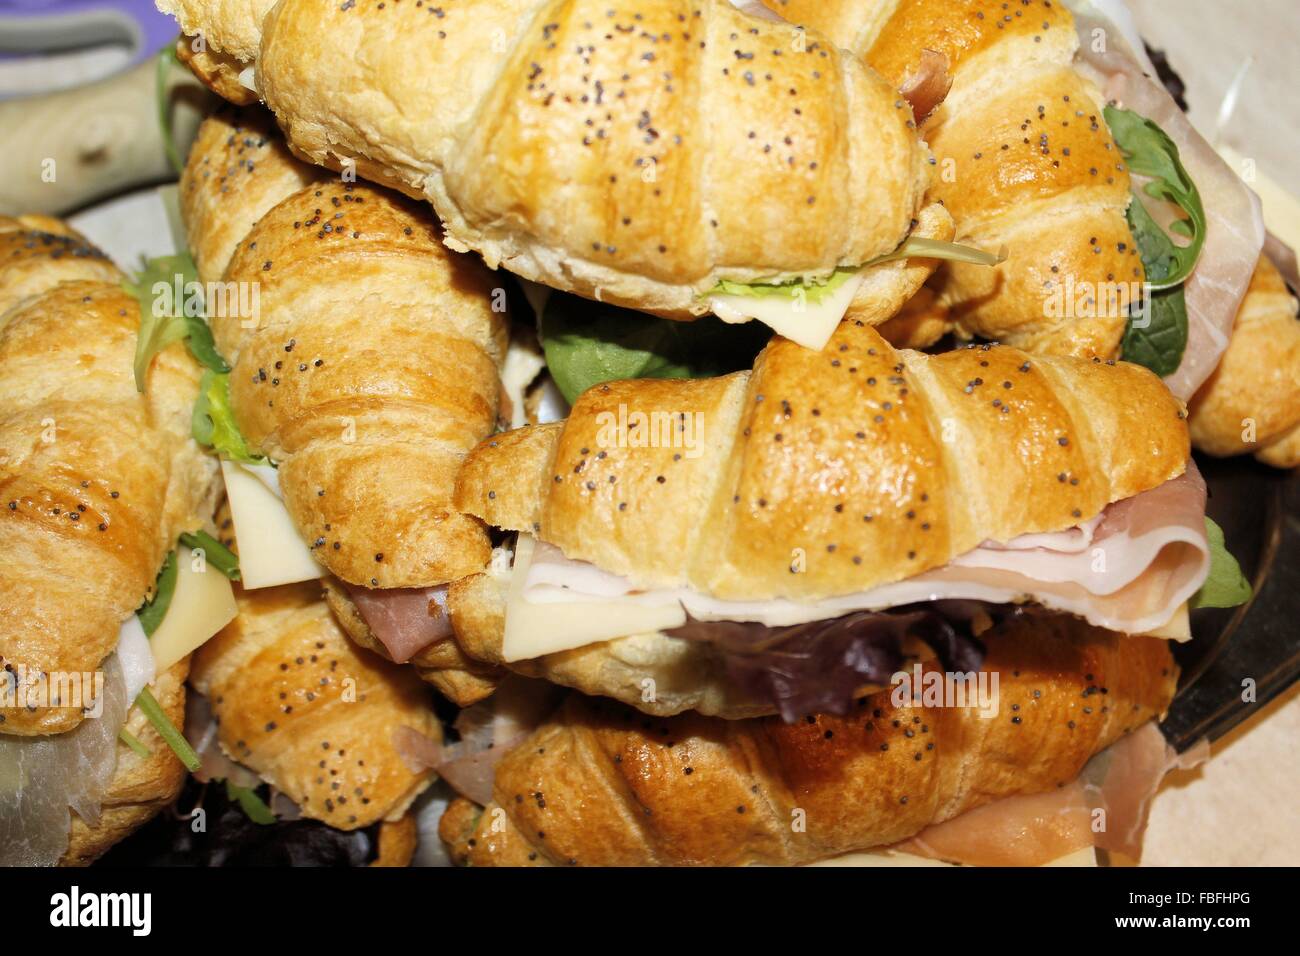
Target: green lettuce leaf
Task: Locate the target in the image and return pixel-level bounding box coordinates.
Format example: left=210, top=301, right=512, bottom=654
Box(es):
left=125, top=252, right=229, bottom=391
left=541, top=293, right=770, bottom=404
left=707, top=239, right=1005, bottom=304
left=1191, top=517, right=1251, bottom=610
left=713, top=267, right=860, bottom=305
left=192, top=369, right=264, bottom=464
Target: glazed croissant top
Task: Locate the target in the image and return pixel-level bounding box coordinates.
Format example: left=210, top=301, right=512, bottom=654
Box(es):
left=160, top=0, right=934, bottom=319
left=455, top=321, right=1188, bottom=602
left=181, top=109, right=508, bottom=587
left=0, top=220, right=219, bottom=735
left=766, top=0, right=1143, bottom=359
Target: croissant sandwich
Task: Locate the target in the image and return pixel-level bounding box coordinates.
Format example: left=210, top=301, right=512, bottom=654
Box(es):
left=448, top=320, right=1227, bottom=721
left=157, top=0, right=966, bottom=350
left=438, top=617, right=1180, bottom=866
left=0, top=216, right=226, bottom=865
left=762, top=0, right=1265, bottom=402
left=180, top=108, right=509, bottom=702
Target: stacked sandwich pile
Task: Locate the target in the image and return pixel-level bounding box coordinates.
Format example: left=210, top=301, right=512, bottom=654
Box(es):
left=1, top=0, right=1294, bottom=866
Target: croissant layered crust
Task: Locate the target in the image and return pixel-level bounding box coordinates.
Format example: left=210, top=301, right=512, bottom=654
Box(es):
left=181, top=109, right=508, bottom=589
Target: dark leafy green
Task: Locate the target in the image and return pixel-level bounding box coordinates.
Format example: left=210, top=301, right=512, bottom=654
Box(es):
left=136, top=551, right=178, bottom=637
left=179, top=530, right=241, bottom=581
left=192, top=370, right=264, bottom=463
left=1105, top=106, right=1204, bottom=376
left=1192, top=517, right=1251, bottom=609
left=540, top=293, right=771, bottom=404
left=125, top=252, right=229, bottom=391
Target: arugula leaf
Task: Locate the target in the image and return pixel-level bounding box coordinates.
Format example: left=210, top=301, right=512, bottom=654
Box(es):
left=179, top=530, right=241, bottom=581
left=118, top=727, right=152, bottom=759
left=541, top=293, right=770, bottom=404
left=867, top=236, right=1007, bottom=269
left=134, top=686, right=201, bottom=772
left=125, top=252, right=229, bottom=391
left=136, top=551, right=178, bottom=637
left=1104, top=105, right=1206, bottom=290
left=708, top=239, right=1005, bottom=303
left=192, top=370, right=264, bottom=464
left=1191, top=517, right=1252, bottom=609
left=225, top=780, right=277, bottom=825
left=1107, top=107, right=1202, bottom=376
left=1120, top=277, right=1188, bottom=377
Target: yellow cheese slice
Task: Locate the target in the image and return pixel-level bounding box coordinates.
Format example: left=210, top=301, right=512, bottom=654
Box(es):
left=502, top=535, right=686, bottom=662
left=149, top=548, right=238, bottom=672
left=220, top=460, right=322, bottom=590
left=708, top=270, right=865, bottom=351
left=1140, top=601, right=1190, bottom=641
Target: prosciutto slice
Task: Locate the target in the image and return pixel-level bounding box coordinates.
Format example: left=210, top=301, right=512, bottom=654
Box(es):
left=346, top=584, right=452, bottom=663
left=523, top=467, right=1209, bottom=638
left=0, top=655, right=129, bottom=866
left=394, top=677, right=560, bottom=805
left=896, top=721, right=1209, bottom=865
left=1065, top=0, right=1265, bottom=399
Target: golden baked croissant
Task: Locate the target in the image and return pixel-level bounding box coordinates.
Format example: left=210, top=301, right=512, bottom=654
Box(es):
left=455, top=321, right=1187, bottom=602
left=1189, top=255, right=1300, bottom=468
left=181, top=107, right=323, bottom=285
left=191, top=578, right=441, bottom=829
left=764, top=0, right=1143, bottom=358
left=61, top=660, right=190, bottom=866
left=439, top=614, right=1177, bottom=866
left=182, top=108, right=508, bottom=591
left=0, top=221, right=219, bottom=735
left=159, top=0, right=945, bottom=332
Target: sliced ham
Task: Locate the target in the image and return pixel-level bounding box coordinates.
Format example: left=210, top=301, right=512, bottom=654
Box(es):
left=522, top=466, right=1209, bottom=638
left=394, top=677, right=561, bottom=805
left=896, top=721, right=1209, bottom=865
left=1066, top=0, right=1265, bottom=400
left=899, top=49, right=953, bottom=125
left=346, top=584, right=452, bottom=663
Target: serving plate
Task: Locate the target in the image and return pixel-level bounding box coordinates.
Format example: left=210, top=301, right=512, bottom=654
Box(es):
left=1166, top=456, right=1300, bottom=750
